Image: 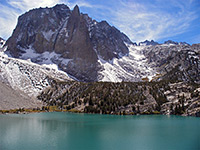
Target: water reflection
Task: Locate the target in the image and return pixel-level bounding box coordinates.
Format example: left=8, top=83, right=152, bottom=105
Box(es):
left=0, top=113, right=199, bottom=150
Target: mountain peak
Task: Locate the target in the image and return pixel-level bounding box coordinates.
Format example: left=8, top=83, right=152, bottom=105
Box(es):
left=164, top=40, right=190, bottom=45
left=72, top=5, right=80, bottom=16
left=138, top=40, right=158, bottom=46
left=178, top=42, right=190, bottom=46
left=164, top=40, right=178, bottom=45
left=3, top=4, right=156, bottom=81
left=53, top=4, right=70, bottom=10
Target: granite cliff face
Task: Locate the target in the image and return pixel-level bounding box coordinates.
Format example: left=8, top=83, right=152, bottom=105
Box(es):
left=6, top=4, right=132, bottom=81
left=5, top=4, right=200, bottom=83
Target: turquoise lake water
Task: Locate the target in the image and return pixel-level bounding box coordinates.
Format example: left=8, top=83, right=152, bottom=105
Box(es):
left=0, top=112, right=199, bottom=150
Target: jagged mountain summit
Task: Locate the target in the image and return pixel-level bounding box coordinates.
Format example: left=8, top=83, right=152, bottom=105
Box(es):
left=138, top=40, right=159, bottom=46
left=5, top=4, right=200, bottom=83
left=6, top=4, right=134, bottom=81
left=164, top=40, right=189, bottom=45
left=138, top=40, right=189, bottom=46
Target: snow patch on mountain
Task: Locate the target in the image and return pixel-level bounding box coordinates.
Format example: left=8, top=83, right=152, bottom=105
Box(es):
left=42, top=30, right=55, bottom=41
left=20, top=47, right=72, bottom=67
left=0, top=39, right=5, bottom=48
left=21, top=46, right=40, bottom=59
left=0, top=38, right=6, bottom=51
left=0, top=51, right=73, bottom=97
left=98, top=44, right=157, bottom=82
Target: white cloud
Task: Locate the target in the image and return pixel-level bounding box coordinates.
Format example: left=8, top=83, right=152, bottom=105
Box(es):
left=68, top=0, right=93, bottom=8
left=0, top=4, right=19, bottom=39
left=7, top=0, right=65, bottom=12
left=109, top=0, right=198, bottom=43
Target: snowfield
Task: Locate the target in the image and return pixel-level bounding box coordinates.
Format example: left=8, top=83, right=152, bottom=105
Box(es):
left=98, top=43, right=157, bottom=82
left=0, top=51, right=73, bottom=97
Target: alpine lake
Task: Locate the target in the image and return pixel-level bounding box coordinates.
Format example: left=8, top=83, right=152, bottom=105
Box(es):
left=0, top=112, right=199, bottom=150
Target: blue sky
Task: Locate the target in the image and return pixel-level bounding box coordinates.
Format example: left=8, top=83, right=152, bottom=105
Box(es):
left=0, top=0, right=199, bottom=44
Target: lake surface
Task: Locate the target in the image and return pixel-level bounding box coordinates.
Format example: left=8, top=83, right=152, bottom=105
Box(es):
left=0, top=113, right=199, bottom=150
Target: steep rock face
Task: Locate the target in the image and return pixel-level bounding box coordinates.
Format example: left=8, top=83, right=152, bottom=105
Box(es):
left=7, top=4, right=71, bottom=56
left=5, top=4, right=200, bottom=82
left=52, top=5, right=98, bottom=81
left=142, top=44, right=200, bottom=83
left=6, top=4, right=132, bottom=81
left=54, top=5, right=96, bottom=60
left=89, top=20, right=133, bottom=60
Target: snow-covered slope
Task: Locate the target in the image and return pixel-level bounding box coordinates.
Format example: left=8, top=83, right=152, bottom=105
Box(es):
left=6, top=4, right=135, bottom=81
left=97, top=43, right=157, bottom=82
left=0, top=52, right=73, bottom=97
left=97, top=42, right=200, bottom=83
left=0, top=38, right=5, bottom=48
left=18, top=47, right=73, bottom=70
left=0, top=38, right=6, bottom=51
left=7, top=42, right=156, bottom=83
left=4, top=4, right=200, bottom=83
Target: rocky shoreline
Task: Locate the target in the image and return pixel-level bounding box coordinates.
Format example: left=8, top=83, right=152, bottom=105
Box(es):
left=0, top=107, right=199, bottom=117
